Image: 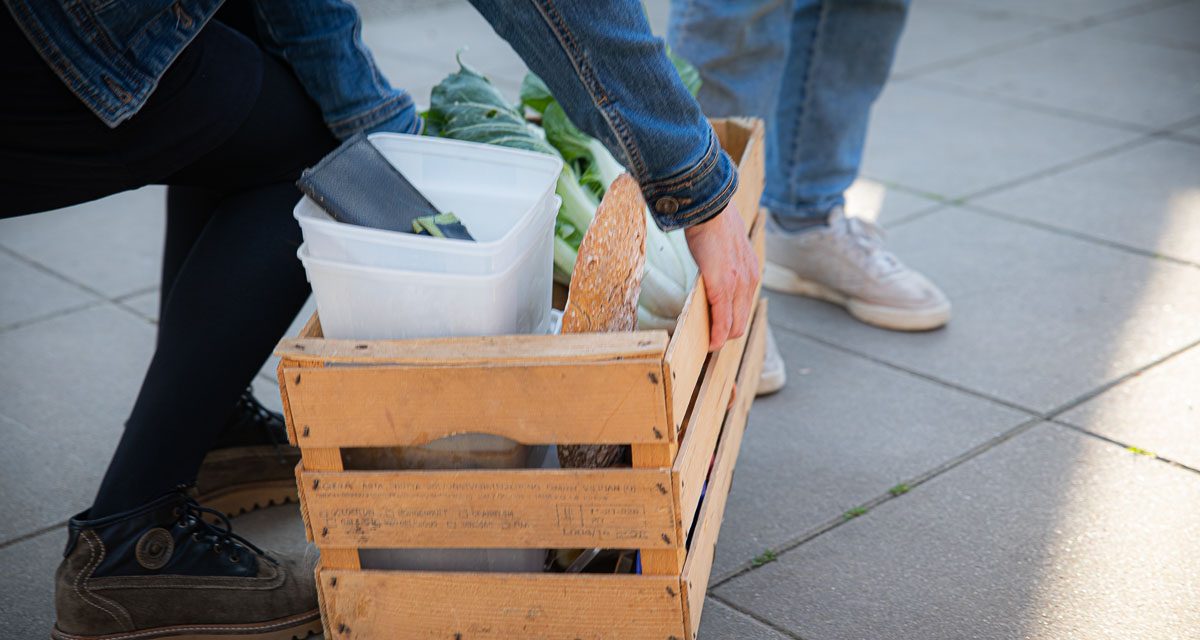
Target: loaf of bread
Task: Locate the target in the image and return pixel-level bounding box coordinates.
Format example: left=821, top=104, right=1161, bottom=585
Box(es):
left=557, top=174, right=647, bottom=468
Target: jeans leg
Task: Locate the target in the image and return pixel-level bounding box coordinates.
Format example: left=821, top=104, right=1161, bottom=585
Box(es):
left=667, top=0, right=792, bottom=119
left=764, top=0, right=910, bottom=220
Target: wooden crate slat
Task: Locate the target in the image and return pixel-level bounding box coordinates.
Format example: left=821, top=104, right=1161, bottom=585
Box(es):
left=632, top=439, right=686, bottom=576
left=300, top=468, right=677, bottom=549
left=284, top=359, right=671, bottom=447
left=276, top=330, right=667, bottom=365
left=717, top=117, right=765, bottom=231
left=671, top=296, right=756, bottom=543
left=680, top=301, right=768, bottom=639
left=662, top=277, right=709, bottom=435
left=318, top=569, right=687, bottom=639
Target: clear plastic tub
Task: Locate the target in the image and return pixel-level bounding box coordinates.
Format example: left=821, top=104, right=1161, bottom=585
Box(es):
left=297, top=229, right=554, bottom=340
left=294, top=133, right=563, bottom=274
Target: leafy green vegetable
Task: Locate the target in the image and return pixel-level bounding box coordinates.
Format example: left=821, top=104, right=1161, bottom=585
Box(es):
left=428, top=53, right=556, bottom=156
left=519, top=73, right=555, bottom=115
left=541, top=102, right=626, bottom=195
left=412, top=213, right=473, bottom=240
left=667, top=47, right=702, bottom=97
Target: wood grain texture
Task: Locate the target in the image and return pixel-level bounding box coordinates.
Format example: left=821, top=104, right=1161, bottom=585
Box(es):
left=713, top=117, right=765, bottom=231
left=631, top=441, right=686, bottom=576
left=275, top=331, right=667, bottom=365
left=663, top=277, right=710, bottom=434
left=672, top=295, right=757, bottom=543
left=282, top=359, right=670, bottom=447
left=300, top=468, right=677, bottom=549
left=680, top=301, right=767, bottom=640
left=318, top=569, right=686, bottom=639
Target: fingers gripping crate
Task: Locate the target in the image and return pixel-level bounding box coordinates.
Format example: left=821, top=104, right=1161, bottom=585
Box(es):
left=274, top=118, right=767, bottom=639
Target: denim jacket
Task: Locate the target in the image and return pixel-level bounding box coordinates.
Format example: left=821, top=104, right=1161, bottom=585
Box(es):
left=3, top=0, right=735, bottom=229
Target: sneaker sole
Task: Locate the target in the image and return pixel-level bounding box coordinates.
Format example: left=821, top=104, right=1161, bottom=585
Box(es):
left=764, top=263, right=951, bottom=332
left=756, top=366, right=787, bottom=396
left=196, top=480, right=298, bottom=518
left=51, top=609, right=321, bottom=640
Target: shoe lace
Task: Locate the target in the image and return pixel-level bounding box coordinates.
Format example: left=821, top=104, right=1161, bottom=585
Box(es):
left=174, top=493, right=266, bottom=563
left=841, top=216, right=902, bottom=277
left=236, top=389, right=289, bottom=465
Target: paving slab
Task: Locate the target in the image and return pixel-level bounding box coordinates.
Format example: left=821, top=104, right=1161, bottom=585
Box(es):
left=766, top=207, right=1200, bottom=413
left=697, top=599, right=790, bottom=640
left=893, top=0, right=1054, bottom=76
left=361, top=0, right=671, bottom=108
left=120, top=289, right=160, bottom=323
left=973, top=137, right=1200, bottom=265
left=0, top=528, right=65, bottom=639
left=710, top=328, right=1028, bottom=577
left=1172, top=121, right=1200, bottom=142
left=360, top=2, right=528, bottom=102
left=0, top=305, right=156, bottom=542
left=0, top=412, right=99, bottom=545
left=1059, top=344, right=1200, bottom=469
left=1087, top=0, right=1200, bottom=52
left=0, top=250, right=97, bottom=329
left=844, top=178, right=945, bottom=227
left=923, top=28, right=1200, bottom=130
left=939, top=0, right=1166, bottom=23
left=859, top=83, right=1139, bottom=200
left=714, top=423, right=1200, bottom=640
left=0, top=187, right=165, bottom=299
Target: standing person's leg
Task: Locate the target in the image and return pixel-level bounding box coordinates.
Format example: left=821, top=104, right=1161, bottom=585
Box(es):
left=671, top=0, right=949, bottom=332
left=763, top=0, right=908, bottom=222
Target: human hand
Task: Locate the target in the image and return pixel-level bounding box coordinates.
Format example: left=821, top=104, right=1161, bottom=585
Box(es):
left=684, top=204, right=760, bottom=351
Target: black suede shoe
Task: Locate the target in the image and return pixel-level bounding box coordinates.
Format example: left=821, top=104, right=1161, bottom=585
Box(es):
left=196, top=390, right=301, bottom=517
left=53, top=489, right=320, bottom=640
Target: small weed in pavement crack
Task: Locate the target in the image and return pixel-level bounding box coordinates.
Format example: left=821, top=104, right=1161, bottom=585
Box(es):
left=751, top=549, right=778, bottom=567
left=843, top=506, right=869, bottom=520
left=889, top=483, right=911, bottom=497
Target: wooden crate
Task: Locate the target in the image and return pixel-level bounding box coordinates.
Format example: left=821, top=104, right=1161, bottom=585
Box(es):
left=275, top=118, right=767, bottom=640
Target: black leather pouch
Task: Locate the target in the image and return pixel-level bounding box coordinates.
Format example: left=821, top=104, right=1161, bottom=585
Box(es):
left=297, top=133, right=472, bottom=239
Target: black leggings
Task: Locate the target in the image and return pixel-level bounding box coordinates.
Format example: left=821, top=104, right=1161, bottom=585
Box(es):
left=1, top=12, right=337, bottom=517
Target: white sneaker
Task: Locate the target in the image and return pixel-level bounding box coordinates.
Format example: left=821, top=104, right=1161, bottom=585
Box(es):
left=763, top=208, right=950, bottom=331
left=757, top=325, right=787, bottom=396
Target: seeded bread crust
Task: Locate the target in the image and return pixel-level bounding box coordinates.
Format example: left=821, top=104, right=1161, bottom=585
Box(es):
left=558, top=174, right=647, bottom=469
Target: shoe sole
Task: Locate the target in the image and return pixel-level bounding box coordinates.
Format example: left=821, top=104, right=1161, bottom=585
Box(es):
left=51, top=609, right=321, bottom=640
left=196, top=480, right=298, bottom=518
left=763, top=263, right=950, bottom=332
left=756, top=367, right=787, bottom=396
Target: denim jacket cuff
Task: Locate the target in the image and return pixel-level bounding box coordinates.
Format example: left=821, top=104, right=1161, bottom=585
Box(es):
left=328, top=90, right=422, bottom=140
left=640, top=130, right=739, bottom=232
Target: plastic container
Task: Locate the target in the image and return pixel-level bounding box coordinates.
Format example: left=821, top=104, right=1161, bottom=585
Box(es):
left=297, top=229, right=554, bottom=339
left=294, top=133, right=563, bottom=274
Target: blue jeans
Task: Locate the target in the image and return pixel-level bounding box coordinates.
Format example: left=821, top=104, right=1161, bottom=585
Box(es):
left=669, top=0, right=910, bottom=220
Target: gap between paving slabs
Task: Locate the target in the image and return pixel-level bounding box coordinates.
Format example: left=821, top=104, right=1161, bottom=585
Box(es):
left=709, top=326, right=1200, bottom=589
